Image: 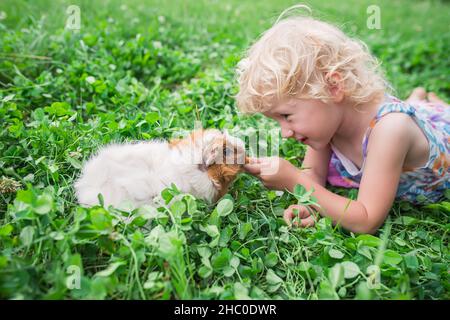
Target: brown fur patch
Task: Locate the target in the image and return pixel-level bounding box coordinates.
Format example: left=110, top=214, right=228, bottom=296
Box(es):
left=169, top=128, right=205, bottom=148
left=207, top=163, right=243, bottom=201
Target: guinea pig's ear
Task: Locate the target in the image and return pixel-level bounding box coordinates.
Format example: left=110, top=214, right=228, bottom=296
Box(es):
left=204, top=146, right=219, bottom=166
left=203, top=137, right=224, bottom=167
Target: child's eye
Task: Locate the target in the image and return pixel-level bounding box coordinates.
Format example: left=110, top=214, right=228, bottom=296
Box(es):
left=280, top=114, right=290, bottom=120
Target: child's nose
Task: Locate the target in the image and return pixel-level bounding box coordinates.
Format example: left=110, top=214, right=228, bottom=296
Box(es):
left=281, top=127, right=294, bottom=138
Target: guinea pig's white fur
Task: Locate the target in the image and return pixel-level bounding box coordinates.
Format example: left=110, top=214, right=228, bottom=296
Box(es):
left=74, top=129, right=245, bottom=208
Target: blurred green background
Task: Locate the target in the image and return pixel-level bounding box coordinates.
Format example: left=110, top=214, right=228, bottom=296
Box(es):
left=1, top=0, right=449, bottom=98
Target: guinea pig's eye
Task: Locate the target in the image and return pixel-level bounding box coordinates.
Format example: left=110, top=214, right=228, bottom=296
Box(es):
left=223, top=147, right=232, bottom=157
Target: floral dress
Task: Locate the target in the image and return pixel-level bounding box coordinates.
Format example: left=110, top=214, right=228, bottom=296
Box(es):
left=327, top=94, right=449, bottom=203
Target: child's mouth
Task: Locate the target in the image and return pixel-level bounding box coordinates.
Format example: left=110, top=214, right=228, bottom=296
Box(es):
left=298, top=137, right=308, bottom=143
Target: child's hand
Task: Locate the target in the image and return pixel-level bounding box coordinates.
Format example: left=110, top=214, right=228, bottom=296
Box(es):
left=243, top=156, right=301, bottom=190
left=283, top=204, right=316, bottom=228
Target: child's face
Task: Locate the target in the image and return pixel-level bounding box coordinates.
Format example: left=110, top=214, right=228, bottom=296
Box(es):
left=263, top=97, right=342, bottom=150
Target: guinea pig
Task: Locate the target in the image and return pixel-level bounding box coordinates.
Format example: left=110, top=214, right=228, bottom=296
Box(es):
left=74, top=128, right=248, bottom=209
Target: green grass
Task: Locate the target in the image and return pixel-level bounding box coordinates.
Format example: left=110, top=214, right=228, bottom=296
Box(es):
left=0, top=0, right=449, bottom=300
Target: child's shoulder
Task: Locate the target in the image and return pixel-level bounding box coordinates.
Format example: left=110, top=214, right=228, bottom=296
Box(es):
left=370, top=112, right=416, bottom=146
left=377, top=94, right=414, bottom=115
left=368, top=100, right=430, bottom=169
left=371, top=94, right=421, bottom=136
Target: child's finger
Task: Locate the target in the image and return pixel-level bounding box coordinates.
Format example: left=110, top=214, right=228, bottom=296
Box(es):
left=284, top=204, right=313, bottom=227
left=283, top=205, right=305, bottom=225
left=247, top=157, right=261, bottom=164
left=283, top=209, right=294, bottom=226
left=294, top=215, right=315, bottom=228
left=286, top=204, right=310, bottom=218
left=243, top=163, right=261, bottom=175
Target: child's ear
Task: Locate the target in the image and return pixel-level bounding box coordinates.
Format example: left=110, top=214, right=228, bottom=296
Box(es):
left=326, top=72, right=344, bottom=103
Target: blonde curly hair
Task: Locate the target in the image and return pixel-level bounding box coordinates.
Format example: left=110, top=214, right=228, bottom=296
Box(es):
left=236, top=5, right=388, bottom=113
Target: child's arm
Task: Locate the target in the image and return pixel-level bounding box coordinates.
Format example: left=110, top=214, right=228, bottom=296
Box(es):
left=300, top=145, right=332, bottom=186
left=289, top=114, right=413, bottom=234
left=245, top=113, right=413, bottom=234
left=245, top=145, right=331, bottom=189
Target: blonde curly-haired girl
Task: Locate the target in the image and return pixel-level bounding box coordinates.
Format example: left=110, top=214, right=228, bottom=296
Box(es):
left=237, top=5, right=449, bottom=234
